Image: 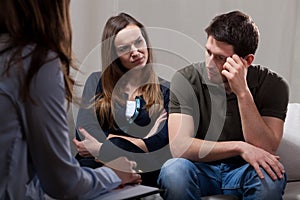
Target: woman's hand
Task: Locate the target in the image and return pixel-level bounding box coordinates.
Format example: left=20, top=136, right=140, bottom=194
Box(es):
left=72, top=128, right=102, bottom=157
left=105, top=157, right=142, bottom=186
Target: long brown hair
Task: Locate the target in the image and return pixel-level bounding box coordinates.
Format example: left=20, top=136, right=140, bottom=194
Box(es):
left=96, top=13, right=163, bottom=129
left=0, top=0, right=75, bottom=102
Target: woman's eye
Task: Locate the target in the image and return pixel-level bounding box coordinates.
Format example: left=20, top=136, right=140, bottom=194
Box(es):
left=135, top=39, right=144, bottom=46
left=118, top=46, right=130, bottom=53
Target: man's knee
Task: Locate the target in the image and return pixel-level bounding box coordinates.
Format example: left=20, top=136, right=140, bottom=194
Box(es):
left=260, top=170, right=287, bottom=198
left=158, top=158, right=196, bottom=185
left=243, top=166, right=287, bottom=199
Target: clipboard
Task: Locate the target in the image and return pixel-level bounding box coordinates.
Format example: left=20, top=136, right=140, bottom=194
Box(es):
left=97, top=184, right=162, bottom=200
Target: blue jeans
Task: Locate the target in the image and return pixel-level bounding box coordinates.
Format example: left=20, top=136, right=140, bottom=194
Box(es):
left=158, top=158, right=287, bottom=200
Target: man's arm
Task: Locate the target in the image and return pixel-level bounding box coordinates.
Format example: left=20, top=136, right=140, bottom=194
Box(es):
left=238, top=91, right=284, bottom=154
left=168, top=113, right=285, bottom=180
left=168, top=113, right=238, bottom=161
left=222, top=54, right=285, bottom=154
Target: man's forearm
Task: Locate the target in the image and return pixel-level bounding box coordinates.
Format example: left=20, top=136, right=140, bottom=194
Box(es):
left=237, top=90, right=282, bottom=153
left=171, top=137, right=242, bottom=162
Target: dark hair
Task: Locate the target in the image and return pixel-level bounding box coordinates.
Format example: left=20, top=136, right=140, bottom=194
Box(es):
left=205, top=10, right=260, bottom=57
left=0, top=0, right=75, bottom=102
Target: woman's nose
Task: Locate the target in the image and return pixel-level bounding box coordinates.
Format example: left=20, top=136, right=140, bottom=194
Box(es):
left=130, top=46, right=139, bottom=56
left=130, top=44, right=138, bottom=52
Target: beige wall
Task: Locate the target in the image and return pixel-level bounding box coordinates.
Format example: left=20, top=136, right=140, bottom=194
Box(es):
left=68, top=0, right=300, bottom=154
left=70, top=0, right=300, bottom=103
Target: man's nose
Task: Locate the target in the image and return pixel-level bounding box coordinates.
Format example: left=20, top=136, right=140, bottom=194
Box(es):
left=206, top=55, right=215, bottom=68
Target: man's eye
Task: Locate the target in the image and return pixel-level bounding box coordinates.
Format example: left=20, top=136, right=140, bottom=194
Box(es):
left=216, top=56, right=226, bottom=62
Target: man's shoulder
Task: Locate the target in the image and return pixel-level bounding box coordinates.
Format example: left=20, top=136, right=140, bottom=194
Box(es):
left=248, top=65, right=289, bottom=120
left=248, top=65, right=288, bottom=87
left=249, top=64, right=282, bottom=77
left=178, top=62, right=204, bottom=73
left=176, top=62, right=205, bottom=80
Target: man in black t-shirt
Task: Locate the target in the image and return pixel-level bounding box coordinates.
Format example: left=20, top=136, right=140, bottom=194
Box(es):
left=158, top=10, right=289, bottom=200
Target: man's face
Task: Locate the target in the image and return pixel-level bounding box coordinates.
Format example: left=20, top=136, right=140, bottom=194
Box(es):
left=205, top=36, right=234, bottom=84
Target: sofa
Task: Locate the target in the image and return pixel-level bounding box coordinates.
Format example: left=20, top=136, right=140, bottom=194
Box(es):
left=277, top=103, right=300, bottom=200
left=66, top=104, right=300, bottom=200
left=203, top=103, right=300, bottom=200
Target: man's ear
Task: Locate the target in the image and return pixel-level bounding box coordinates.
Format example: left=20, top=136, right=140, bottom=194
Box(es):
left=244, top=54, right=254, bottom=66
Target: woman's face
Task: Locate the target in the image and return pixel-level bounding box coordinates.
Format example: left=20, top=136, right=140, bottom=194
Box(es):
left=114, top=24, right=148, bottom=70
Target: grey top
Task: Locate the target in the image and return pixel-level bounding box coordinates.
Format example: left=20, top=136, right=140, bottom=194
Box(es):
left=0, top=41, right=121, bottom=199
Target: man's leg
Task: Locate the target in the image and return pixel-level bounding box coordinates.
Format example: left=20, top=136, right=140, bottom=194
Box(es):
left=222, top=163, right=287, bottom=200
left=242, top=165, right=287, bottom=200
left=158, top=158, right=222, bottom=200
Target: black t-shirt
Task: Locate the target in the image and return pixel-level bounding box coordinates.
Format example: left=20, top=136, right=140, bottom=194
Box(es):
left=169, top=62, right=289, bottom=141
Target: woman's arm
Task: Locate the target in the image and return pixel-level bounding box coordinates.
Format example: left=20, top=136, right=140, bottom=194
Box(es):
left=142, top=83, right=170, bottom=152
left=76, top=72, right=107, bottom=143
left=25, top=59, right=122, bottom=199
left=108, top=84, right=170, bottom=152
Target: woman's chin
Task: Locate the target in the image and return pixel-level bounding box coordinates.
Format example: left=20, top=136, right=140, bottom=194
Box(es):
left=132, top=63, right=146, bottom=70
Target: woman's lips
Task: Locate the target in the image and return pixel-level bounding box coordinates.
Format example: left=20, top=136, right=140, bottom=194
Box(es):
left=132, top=56, right=144, bottom=64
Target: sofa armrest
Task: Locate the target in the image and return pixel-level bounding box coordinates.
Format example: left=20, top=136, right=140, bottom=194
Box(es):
left=277, top=103, right=300, bottom=181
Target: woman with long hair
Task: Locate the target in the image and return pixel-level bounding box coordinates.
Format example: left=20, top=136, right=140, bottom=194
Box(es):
left=74, top=12, right=170, bottom=187
left=0, top=1, right=140, bottom=199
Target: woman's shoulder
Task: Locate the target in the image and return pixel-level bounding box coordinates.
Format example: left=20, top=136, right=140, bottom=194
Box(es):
left=158, top=77, right=170, bottom=93
left=84, top=71, right=101, bottom=87
left=158, top=78, right=170, bottom=104
left=87, top=71, right=101, bottom=81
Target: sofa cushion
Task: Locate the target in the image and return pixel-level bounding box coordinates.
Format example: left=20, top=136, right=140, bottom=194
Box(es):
left=283, top=181, right=300, bottom=200
left=277, top=103, right=300, bottom=181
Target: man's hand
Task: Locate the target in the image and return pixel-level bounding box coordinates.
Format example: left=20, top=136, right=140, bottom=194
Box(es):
left=72, top=128, right=102, bottom=157
left=239, top=141, right=285, bottom=181
left=222, top=54, right=249, bottom=96
left=105, top=157, right=142, bottom=186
